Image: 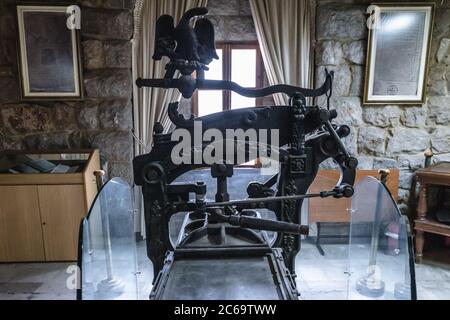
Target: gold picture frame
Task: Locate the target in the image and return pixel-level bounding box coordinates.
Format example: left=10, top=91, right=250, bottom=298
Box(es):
left=363, top=3, right=434, bottom=105
left=16, top=5, right=83, bottom=100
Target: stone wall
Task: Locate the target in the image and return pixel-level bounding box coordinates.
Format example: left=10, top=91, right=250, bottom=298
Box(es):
left=207, top=0, right=256, bottom=41
left=316, top=0, right=450, bottom=212
left=0, top=0, right=134, bottom=183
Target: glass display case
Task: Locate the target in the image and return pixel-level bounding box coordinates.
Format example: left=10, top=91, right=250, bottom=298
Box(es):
left=346, top=176, right=416, bottom=300
left=77, top=178, right=138, bottom=300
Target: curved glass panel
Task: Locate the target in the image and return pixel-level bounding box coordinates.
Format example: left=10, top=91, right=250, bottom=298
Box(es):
left=78, top=178, right=138, bottom=300
left=347, top=176, right=416, bottom=300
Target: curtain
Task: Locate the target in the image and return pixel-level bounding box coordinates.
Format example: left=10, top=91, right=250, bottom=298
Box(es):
left=132, top=0, right=208, bottom=238
left=133, top=0, right=209, bottom=155
left=249, top=0, right=313, bottom=106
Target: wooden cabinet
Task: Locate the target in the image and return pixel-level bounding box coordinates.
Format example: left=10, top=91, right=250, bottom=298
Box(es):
left=37, top=185, right=86, bottom=261
left=414, top=162, right=450, bottom=262
left=0, top=150, right=100, bottom=262
left=0, top=186, right=45, bottom=261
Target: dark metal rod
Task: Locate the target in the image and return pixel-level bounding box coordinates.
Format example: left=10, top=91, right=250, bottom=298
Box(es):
left=205, top=192, right=327, bottom=208
left=324, top=120, right=350, bottom=159
left=135, top=73, right=332, bottom=99
left=196, top=79, right=332, bottom=98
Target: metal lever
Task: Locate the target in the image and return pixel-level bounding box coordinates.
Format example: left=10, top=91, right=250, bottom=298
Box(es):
left=323, top=120, right=358, bottom=169
left=205, top=187, right=353, bottom=208
left=212, top=210, right=309, bottom=235
left=135, top=70, right=333, bottom=99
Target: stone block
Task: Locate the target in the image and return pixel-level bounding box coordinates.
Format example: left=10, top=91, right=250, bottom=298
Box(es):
left=82, top=9, right=133, bottom=40
left=398, top=154, right=426, bottom=170
left=343, top=40, right=365, bottom=65
left=239, top=0, right=252, bottom=15
left=23, top=132, right=72, bottom=150
left=398, top=188, right=410, bottom=203
left=316, top=65, right=351, bottom=97
left=89, top=131, right=133, bottom=162
left=0, top=76, right=20, bottom=103
left=317, top=4, right=367, bottom=40
left=356, top=156, right=374, bottom=169
left=386, top=128, right=430, bottom=155
left=207, top=0, right=240, bottom=16
left=0, top=11, right=17, bottom=40
left=373, top=157, right=398, bottom=169
left=427, top=96, right=450, bottom=126
left=77, top=103, right=99, bottom=130
left=98, top=99, right=132, bottom=130
left=427, top=65, right=449, bottom=96
left=104, top=41, right=132, bottom=69
left=1, top=104, right=52, bottom=135
left=53, top=103, right=77, bottom=131
left=436, top=38, right=450, bottom=64
left=315, top=40, right=343, bottom=66
left=342, top=128, right=357, bottom=155
left=0, top=39, right=17, bottom=66
left=349, top=65, right=363, bottom=96
left=109, top=161, right=133, bottom=185
left=363, top=105, right=402, bottom=128
left=1, top=135, right=23, bottom=151
left=208, top=15, right=257, bottom=41
left=84, top=69, right=132, bottom=98
left=428, top=64, right=450, bottom=96
left=431, top=127, right=450, bottom=154
left=358, top=126, right=386, bottom=156
left=401, top=107, right=427, bottom=128
left=398, top=170, right=414, bottom=190
left=82, top=40, right=105, bottom=69
left=433, top=9, right=450, bottom=39
left=332, top=97, right=363, bottom=127
left=80, top=0, right=125, bottom=9
left=435, top=152, right=450, bottom=162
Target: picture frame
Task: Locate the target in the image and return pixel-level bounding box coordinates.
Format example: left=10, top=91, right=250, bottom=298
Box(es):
left=16, top=5, right=83, bottom=100
left=363, top=3, right=434, bottom=105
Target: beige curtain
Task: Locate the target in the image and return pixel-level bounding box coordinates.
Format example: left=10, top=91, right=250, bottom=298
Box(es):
left=249, top=0, right=313, bottom=106
left=132, top=0, right=208, bottom=238
left=132, top=0, right=208, bottom=155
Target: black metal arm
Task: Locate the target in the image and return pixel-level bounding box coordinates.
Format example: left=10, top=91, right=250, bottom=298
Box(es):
left=135, top=70, right=333, bottom=99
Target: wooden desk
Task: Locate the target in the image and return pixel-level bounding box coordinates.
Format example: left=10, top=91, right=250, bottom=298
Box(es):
left=308, top=169, right=399, bottom=255
left=309, top=169, right=399, bottom=223
left=415, top=162, right=450, bottom=262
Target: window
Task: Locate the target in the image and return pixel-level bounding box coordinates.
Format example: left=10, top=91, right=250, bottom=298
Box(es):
left=193, top=42, right=264, bottom=117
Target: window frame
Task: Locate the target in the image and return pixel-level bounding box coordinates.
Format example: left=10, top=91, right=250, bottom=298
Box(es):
left=192, top=41, right=264, bottom=116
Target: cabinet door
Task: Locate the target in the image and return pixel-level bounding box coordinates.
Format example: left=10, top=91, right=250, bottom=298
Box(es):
left=0, top=186, right=45, bottom=262
left=37, top=185, right=86, bottom=261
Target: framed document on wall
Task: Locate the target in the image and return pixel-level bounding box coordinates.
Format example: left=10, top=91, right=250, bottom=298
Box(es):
left=364, top=3, right=434, bottom=105
left=16, top=5, right=83, bottom=100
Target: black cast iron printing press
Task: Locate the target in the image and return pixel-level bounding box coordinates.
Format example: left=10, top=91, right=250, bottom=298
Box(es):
left=77, top=8, right=416, bottom=300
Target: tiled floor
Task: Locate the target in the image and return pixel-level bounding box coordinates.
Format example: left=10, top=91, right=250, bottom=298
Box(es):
left=0, top=241, right=449, bottom=300
left=296, top=241, right=450, bottom=300
left=0, top=262, right=76, bottom=300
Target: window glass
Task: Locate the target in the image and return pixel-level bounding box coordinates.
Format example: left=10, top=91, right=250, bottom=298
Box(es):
left=198, top=91, right=223, bottom=116
left=231, top=49, right=256, bottom=86
left=231, top=49, right=257, bottom=109
left=198, top=50, right=223, bottom=116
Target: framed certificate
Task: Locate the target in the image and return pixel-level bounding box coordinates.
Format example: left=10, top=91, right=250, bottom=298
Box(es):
left=364, top=3, right=434, bottom=105
left=17, top=5, right=83, bottom=100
